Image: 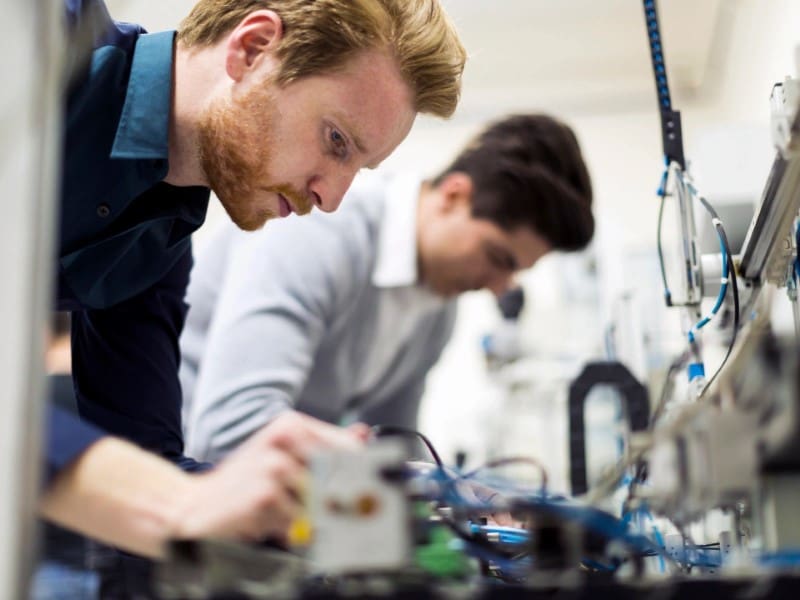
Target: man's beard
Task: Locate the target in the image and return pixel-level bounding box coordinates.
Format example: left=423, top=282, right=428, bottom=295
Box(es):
left=196, top=83, right=312, bottom=231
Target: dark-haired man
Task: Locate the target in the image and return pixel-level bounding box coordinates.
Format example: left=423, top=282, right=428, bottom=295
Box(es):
left=181, top=114, right=594, bottom=460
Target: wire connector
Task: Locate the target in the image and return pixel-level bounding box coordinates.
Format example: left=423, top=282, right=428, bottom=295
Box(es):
left=687, top=362, right=705, bottom=382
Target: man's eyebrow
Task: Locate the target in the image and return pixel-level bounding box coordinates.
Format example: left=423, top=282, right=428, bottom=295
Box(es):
left=341, top=118, right=384, bottom=169
left=333, top=114, right=387, bottom=169
left=351, top=131, right=367, bottom=155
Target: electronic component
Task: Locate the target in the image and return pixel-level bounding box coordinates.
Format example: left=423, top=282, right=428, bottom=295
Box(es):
left=308, top=439, right=410, bottom=573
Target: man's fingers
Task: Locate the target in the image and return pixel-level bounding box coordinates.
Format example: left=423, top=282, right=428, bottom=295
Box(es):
left=347, top=422, right=371, bottom=442
left=261, top=448, right=308, bottom=501
left=260, top=412, right=364, bottom=461
left=258, top=484, right=301, bottom=539
left=488, top=512, right=517, bottom=527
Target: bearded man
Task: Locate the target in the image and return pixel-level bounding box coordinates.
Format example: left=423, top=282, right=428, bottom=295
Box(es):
left=42, top=0, right=465, bottom=566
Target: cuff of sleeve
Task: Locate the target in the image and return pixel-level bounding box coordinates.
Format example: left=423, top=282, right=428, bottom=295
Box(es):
left=171, top=454, right=214, bottom=473
left=44, top=405, right=107, bottom=487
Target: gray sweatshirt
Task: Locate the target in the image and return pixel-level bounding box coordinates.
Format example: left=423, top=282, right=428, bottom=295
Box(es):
left=180, top=172, right=457, bottom=462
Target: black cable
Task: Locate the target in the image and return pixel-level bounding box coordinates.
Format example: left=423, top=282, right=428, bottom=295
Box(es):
left=636, top=196, right=739, bottom=501
left=370, top=425, right=444, bottom=467
left=657, top=187, right=673, bottom=307
left=628, top=158, right=739, bottom=582
left=437, top=515, right=533, bottom=585
left=655, top=173, right=694, bottom=309
left=696, top=195, right=740, bottom=395
left=656, top=179, right=739, bottom=398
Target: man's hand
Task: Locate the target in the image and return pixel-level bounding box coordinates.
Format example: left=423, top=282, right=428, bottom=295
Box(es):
left=173, top=412, right=365, bottom=544
left=405, top=461, right=522, bottom=527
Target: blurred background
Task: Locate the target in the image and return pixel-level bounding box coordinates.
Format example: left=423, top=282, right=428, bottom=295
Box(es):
left=104, top=0, right=800, bottom=491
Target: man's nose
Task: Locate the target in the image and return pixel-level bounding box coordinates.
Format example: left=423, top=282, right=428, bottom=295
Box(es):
left=309, top=169, right=358, bottom=213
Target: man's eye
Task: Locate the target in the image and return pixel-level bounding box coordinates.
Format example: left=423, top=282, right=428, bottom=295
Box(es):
left=330, top=129, right=348, bottom=157
left=488, top=251, right=513, bottom=271
left=492, top=258, right=508, bottom=271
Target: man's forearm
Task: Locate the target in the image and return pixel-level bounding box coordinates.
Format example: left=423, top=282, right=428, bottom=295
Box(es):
left=39, top=437, right=194, bottom=559
left=39, top=413, right=367, bottom=558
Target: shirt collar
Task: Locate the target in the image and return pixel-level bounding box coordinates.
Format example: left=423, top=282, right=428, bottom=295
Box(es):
left=371, top=174, right=423, bottom=288
left=110, top=30, right=175, bottom=161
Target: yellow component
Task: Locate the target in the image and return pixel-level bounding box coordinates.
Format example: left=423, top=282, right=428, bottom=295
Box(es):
left=288, top=515, right=313, bottom=547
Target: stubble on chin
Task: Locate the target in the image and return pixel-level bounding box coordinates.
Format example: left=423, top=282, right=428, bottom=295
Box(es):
left=197, top=85, right=279, bottom=231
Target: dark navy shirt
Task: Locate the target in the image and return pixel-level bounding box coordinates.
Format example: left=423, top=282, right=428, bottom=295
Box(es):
left=48, top=0, right=211, bottom=477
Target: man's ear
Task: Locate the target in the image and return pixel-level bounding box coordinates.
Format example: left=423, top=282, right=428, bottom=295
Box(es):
left=437, top=172, right=474, bottom=213
left=225, top=10, right=283, bottom=82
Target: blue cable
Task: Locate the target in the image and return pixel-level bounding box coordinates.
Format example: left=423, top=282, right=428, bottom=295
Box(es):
left=657, top=161, right=670, bottom=196
left=640, top=506, right=667, bottom=573
left=519, top=497, right=662, bottom=556
left=651, top=525, right=667, bottom=572
left=419, top=465, right=725, bottom=573
left=759, top=550, right=800, bottom=569
left=469, top=524, right=530, bottom=546
left=414, top=460, right=730, bottom=576
left=620, top=501, right=667, bottom=573
left=460, top=540, right=532, bottom=579
left=643, top=0, right=671, bottom=111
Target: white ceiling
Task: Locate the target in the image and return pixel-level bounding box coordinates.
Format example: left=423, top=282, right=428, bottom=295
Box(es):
left=440, top=0, right=724, bottom=119
left=106, top=0, right=726, bottom=120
